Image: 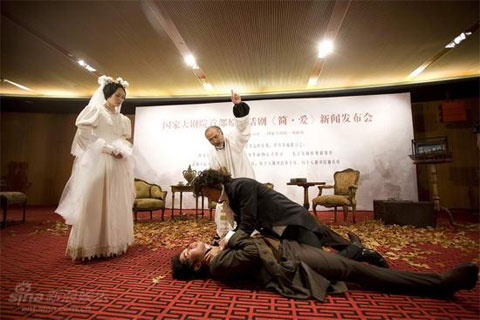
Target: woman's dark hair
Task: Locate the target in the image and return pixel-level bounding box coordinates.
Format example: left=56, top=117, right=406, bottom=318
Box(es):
left=103, top=82, right=126, bottom=99
left=171, top=254, right=209, bottom=281
left=192, top=169, right=232, bottom=197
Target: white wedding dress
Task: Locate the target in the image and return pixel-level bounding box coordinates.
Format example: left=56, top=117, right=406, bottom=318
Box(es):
left=56, top=103, right=135, bottom=260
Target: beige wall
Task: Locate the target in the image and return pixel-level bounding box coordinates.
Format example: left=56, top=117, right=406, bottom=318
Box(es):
left=1, top=99, right=478, bottom=209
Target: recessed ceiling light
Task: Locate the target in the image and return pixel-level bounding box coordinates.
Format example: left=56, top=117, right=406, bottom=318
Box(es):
left=185, top=54, right=197, bottom=68
left=77, top=59, right=96, bottom=73
left=2, top=79, right=32, bottom=91
left=409, top=22, right=478, bottom=80
left=203, top=82, right=213, bottom=90
left=318, top=40, right=334, bottom=58
left=307, top=77, right=318, bottom=87
left=408, top=64, right=427, bottom=80
left=444, top=31, right=472, bottom=49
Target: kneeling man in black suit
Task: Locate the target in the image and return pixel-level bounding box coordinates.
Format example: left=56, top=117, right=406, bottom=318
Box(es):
left=192, top=169, right=388, bottom=268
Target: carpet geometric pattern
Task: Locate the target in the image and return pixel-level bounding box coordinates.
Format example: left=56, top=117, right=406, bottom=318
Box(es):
left=1, top=207, right=479, bottom=319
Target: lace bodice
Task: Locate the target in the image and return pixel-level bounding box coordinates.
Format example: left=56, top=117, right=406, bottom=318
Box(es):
left=71, top=104, right=131, bottom=156
left=94, top=106, right=131, bottom=143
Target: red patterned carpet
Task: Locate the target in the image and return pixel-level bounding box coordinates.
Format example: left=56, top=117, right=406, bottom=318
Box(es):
left=1, top=206, right=479, bottom=320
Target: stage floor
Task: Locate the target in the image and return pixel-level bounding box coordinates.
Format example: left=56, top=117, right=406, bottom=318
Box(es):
left=1, top=206, right=479, bottom=319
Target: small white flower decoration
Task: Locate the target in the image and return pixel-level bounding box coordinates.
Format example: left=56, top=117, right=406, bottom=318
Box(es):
left=98, top=75, right=129, bottom=88
left=116, top=77, right=129, bottom=88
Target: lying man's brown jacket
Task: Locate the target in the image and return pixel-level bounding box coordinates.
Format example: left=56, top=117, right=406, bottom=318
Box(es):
left=208, top=230, right=471, bottom=300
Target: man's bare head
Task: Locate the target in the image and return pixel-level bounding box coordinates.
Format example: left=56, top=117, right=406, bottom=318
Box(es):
left=205, top=126, right=224, bottom=148
left=171, top=241, right=209, bottom=280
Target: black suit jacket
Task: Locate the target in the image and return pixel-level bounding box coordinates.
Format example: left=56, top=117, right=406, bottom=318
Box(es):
left=224, top=178, right=328, bottom=236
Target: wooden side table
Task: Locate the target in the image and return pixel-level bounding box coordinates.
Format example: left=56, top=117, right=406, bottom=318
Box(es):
left=170, top=185, right=205, bottom=221
left=286, top=182, right=325, bottom=210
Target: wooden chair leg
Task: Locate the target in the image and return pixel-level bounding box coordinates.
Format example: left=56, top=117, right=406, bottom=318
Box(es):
left=334, top=207, right=337, bottom=222
left=22, top=200, right=26, bottom=224
left=209, top=208, right=213, bottom=221
left=150, top=210, right=153, bottom=220
left=352, top=205, right=356, bottom=223
left=161, top=208, right=165, bottom=221
left=342, top=206, right=348, bottom=223
left=312, top=203, right=317, bottom=217
left=134, top=210, right=138, bottom=222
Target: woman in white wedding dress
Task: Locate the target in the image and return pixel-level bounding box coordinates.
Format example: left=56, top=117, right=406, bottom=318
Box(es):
left=56, top=76, right=135, bottom=260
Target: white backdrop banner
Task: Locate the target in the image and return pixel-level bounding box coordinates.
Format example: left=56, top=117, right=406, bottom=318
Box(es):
left=134, top=92, right=417, bottom=210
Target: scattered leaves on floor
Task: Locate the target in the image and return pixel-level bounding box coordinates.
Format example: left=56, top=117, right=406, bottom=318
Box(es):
left=152, top=275, right=166, bottom=283
left=133, top=218, right=216, bottom=250
left=34, top=218, right=479, bottom=270
left=32, top=220, right=69, bottom=236
left=329, top=220, right=479, bottom=268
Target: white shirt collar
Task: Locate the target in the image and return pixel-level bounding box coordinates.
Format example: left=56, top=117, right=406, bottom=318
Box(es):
left=215, top=141, right=226, bottom=150
left=218, top=184, right=228, bottom=203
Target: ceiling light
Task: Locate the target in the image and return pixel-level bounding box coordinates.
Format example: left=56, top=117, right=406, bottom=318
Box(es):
left=408, top=21, right=478, bottom=81
left=2, top=79, right=32, bottom=91
left=184, top=54, right=197, bottom=68
left=318, top=40, right=334, bottom=58
left=307, top=77, right=318, bottom=86
left=445, top=31, right=471, bottom=48
left=445, top=42, right=456, bottom=49
left=203, top=82, right=213, bottom=90
left=77, top=59, right=97, bottom=73
left=453, top=33, right=466, bottom=44
left=408, top=64, right=427, bottom=79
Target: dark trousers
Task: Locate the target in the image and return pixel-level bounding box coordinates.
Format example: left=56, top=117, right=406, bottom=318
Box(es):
left=280, top=225, right=362, bottom=259
left=288, top=241, right=446, bottom=295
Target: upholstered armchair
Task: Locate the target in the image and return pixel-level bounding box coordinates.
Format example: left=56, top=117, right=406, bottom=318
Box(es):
left=133, top=179, right=167, bottom=221
left=208, top=182, right=274, bottom=220
left=312, top=169, right=360, bottom=223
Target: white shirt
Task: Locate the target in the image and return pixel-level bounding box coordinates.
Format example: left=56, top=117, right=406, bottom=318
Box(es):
left=215, top=186, right=236, bottom=238
left=208, top=114, right=255, bottom=179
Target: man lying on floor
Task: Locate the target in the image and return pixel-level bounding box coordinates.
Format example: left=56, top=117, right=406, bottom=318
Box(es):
left=171, top=230, right=478, bottom=301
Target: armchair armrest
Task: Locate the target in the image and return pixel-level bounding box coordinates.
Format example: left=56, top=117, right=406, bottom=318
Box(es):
left=316, top=184, right=334, bottom=196
left=151, top=185, right=167, bottom=200
left=348, top=185, right=358, bottom=198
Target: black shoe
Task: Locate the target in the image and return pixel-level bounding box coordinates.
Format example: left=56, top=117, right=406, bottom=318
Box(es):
left=347, top=231, right=362, bottom=246
left=357, top=248, right=389, bottom=268
left=442, top=263, right=478, bottom=294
